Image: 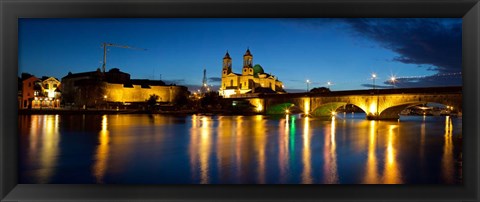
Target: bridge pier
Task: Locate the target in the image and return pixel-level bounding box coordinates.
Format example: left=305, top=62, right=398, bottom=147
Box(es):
left=366, top=113, right=399, bottom=120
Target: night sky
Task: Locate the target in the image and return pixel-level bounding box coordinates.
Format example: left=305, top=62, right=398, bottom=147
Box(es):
left=18, top=18, right=462, bottom=92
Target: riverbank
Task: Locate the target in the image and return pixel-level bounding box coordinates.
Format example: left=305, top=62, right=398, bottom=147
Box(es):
left=18, top=109, right=202, bottom=115
left=17, top=109, right=262, bottom=116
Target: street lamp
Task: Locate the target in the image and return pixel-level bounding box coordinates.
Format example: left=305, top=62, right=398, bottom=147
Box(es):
left=390, top=76, right=396, bottom=88
left=327, top=81, right=332, bottom=89
left=371, top=73, right=377, bottom=90
left=306, top=79, right=311, bottom=92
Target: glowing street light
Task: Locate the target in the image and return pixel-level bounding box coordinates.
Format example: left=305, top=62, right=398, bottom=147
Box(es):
left=306, top=79, right=311, bottom=92
left=371, top=73, right=377, bottom=90
left=390, top=76, right=396, bottom=88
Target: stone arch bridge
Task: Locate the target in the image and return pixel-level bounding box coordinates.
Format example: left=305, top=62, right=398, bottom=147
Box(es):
left=229, top=86, right=462, bottom=120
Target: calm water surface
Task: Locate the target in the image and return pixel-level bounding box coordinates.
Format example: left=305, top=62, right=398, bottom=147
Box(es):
left=19, top=113, right=462, bottom=184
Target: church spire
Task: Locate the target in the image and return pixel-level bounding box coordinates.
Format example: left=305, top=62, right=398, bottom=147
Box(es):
left=244, top=48, right=252, bottom=56
left=224, top=50, right=231, bottom=59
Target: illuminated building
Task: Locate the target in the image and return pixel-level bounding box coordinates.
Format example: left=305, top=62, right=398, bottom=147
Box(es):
left=219, top=49, right=285, bottom=98
left=19, top=74, right=61, bottom=109
left=61, top=68, right=188, bottom=108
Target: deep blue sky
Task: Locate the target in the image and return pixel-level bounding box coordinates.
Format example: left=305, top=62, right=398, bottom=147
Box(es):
left=18, top=18, right=462, bottom=92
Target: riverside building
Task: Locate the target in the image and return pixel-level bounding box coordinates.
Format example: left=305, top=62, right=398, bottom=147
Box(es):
left=219, top=49, right=285, bottom=98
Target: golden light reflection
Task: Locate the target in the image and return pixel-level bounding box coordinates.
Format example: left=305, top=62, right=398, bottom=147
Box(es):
left=235, top=116, right=244, bottom=180
left=215, top=116, right=233, bottom=180
left=323, top=116, right=338, bottom=184
left=278, top=115, right=290, bottom=183
left=199, top=116, right=212, bottom=184
left=383, top=124, right=402, bottom=184
left=420, top=119, right=426, bottom=160
left=363, top=120, right=378, bottom=184
left=94, top=115, right=110, bottom=183
left=189, top=116, right=213, bottom=184
left=302, top=117, right=312, bottom=184
left=442, top=116, right=454, bottom=183
left=29, top=115, right=60, bottom=183
left=254, top=115, right=267, bottom=183
left=189, top=115, right=199, bottom=178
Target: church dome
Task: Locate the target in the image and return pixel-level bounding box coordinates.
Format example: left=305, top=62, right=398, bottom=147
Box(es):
left=253, top=64, right=264, bottom=75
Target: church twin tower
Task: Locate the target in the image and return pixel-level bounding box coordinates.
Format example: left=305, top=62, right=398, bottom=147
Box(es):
left=219, top=49, right=284, bottom=98
left=222, top=48, right=254, bottom=77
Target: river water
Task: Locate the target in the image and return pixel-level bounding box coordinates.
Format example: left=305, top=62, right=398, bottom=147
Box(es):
left=18, top=113, right=462, bottom=184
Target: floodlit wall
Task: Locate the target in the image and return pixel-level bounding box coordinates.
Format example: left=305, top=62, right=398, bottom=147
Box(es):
left=104, top=83, right=184, bottom=103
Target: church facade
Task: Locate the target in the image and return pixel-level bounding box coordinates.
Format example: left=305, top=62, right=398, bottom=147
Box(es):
left=219, top=49, right=285, bottom=98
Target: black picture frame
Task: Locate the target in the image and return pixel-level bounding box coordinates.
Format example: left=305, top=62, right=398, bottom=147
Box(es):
left=1, top=0, right=479, bottom=201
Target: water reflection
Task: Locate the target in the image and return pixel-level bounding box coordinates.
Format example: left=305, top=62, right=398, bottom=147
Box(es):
left=383, top=125, right=401, bottom=184
left=93, top=115, right=110, bottom=183
left=442, top=116, right=454, bottom=183
left=278, top=115, right=290, bottom=183
left=363, top=121, right=378, bottom=184
left=189, top=115, right=213, bottom=184
left=26, top=115, right=60, bottom=183
left=253, top=116, right=266, bottom=183
left=19, top=113, right=462, bottom=184
left=302, top=117, right=312, bottom=184
left=323, top=116, right=338, bottom=184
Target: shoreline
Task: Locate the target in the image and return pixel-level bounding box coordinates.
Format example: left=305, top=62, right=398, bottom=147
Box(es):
left=17, top=109, right=262, bottom=116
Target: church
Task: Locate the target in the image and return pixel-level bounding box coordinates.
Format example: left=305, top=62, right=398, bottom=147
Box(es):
left=219, top=49, right=285, bottom=98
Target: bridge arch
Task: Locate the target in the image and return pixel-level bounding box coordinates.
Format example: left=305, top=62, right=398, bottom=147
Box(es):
left=378, top=102, right=424, bottom=119
left=311, top=102, right=368, bottom=117
left=379, top=101, right=460, bottom=119
left=266, top=102, right=304, bottom=114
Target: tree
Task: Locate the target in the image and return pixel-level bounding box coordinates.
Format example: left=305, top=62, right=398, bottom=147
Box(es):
left=173, top=90, right=190, bottom=109
left=310, top=87, right=331, bottom=93
left=200, top=91, right=221, bottom=109
left=146, top=94, right=159, bottom=111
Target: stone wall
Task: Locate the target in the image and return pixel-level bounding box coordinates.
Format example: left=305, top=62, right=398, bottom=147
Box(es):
left=104, top=83, right=185, bottom=103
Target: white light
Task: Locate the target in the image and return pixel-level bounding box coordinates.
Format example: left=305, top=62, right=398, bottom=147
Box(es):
left=372, top=74, right=377, bottom=78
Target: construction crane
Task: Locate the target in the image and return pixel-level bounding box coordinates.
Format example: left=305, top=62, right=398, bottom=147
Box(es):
left=101, top=42, right=146, bottom=73
left=201, top=68, right=209, bottom=94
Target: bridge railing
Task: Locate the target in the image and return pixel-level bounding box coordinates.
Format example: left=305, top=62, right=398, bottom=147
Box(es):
left=223, top=86, right=462, bottom=99
left=228, top=93, right=262, bottom=98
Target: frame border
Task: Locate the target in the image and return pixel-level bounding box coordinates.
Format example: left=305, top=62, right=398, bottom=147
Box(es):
left=1, top=0, right=479, bottom=201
